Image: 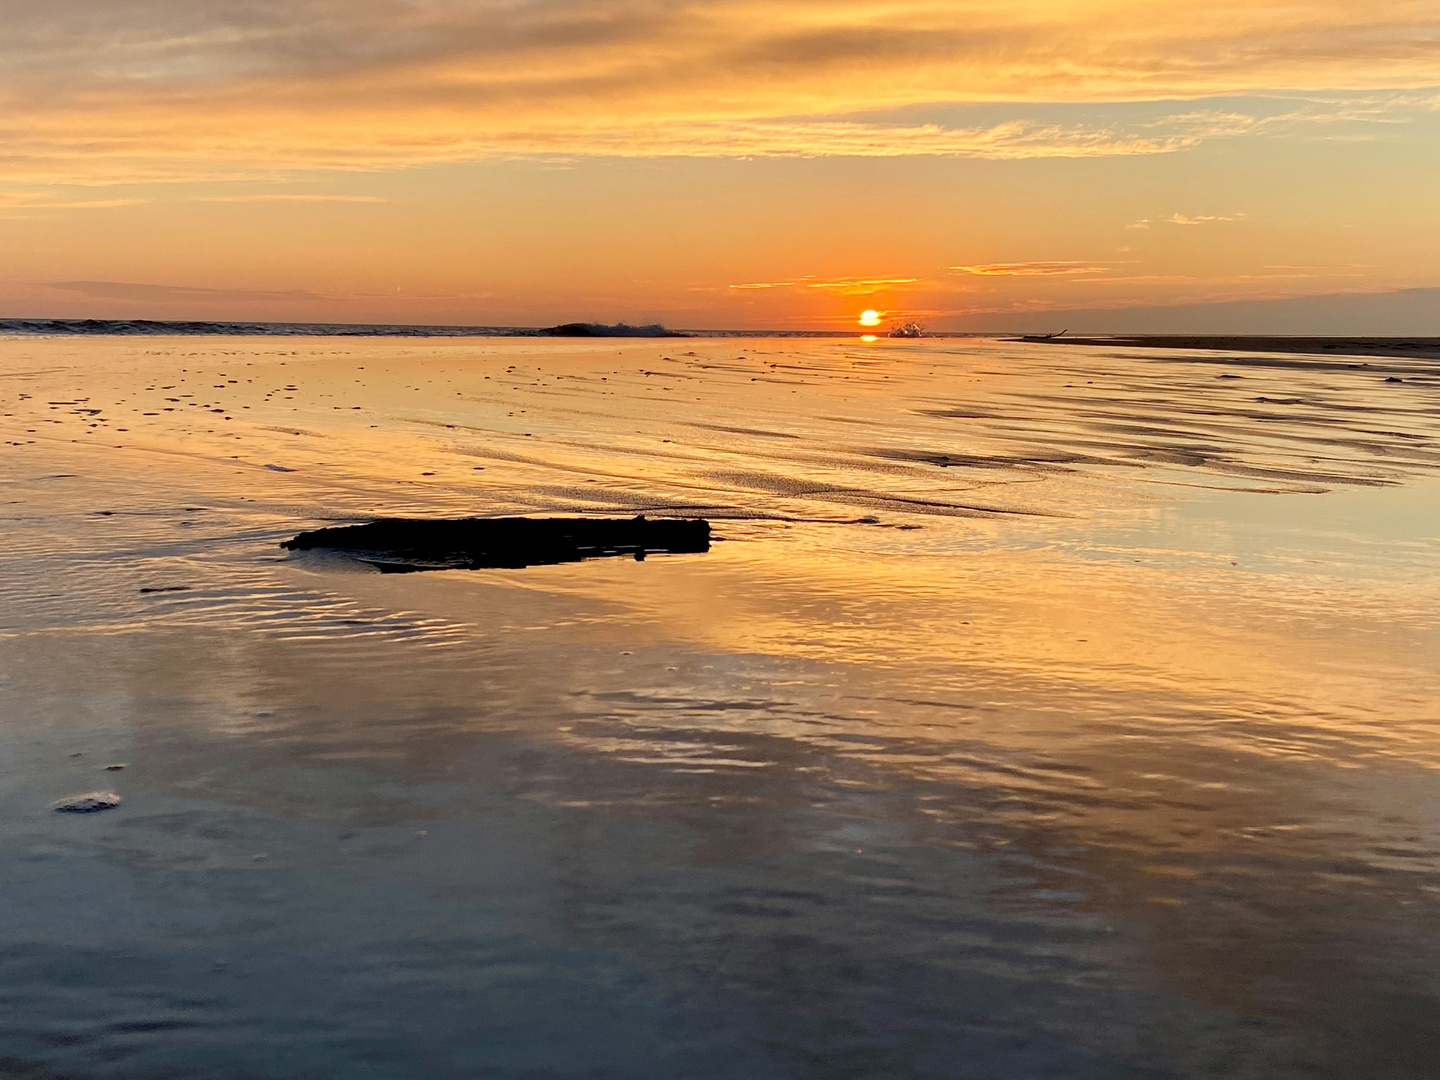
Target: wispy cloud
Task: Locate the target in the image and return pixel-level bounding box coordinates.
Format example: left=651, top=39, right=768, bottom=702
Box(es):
left=46, top=280, right=328, bottom=303
left=41, top=279, right=500, bottom=305
left=950, top=262, right=1112, bottom=277
left=192, top=194, right=388, bottom=203
left=3, top=3, right=1440, bottom=179
left=0, top=116, right=1253, bottom=185
left=549, top=119, right=1208, bottom=160
left=1169, top=213, right=1246, bottom=226
left=0, top=100, right=1431, bottom=188
left=804, top=277, right=919, bottom=294
left=730, top=276, right=919, bottom=295
left=0, top=192, right=147, bottom=217
left=1128, top=213, right=1247, bottom=229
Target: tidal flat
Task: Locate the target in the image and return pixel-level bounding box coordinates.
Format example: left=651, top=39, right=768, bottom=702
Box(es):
left=1, top=334, right=1438, bottom=1079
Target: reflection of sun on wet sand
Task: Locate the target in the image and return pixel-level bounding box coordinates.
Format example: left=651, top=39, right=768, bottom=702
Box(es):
left=2, top=332, right=1439, bottom=1077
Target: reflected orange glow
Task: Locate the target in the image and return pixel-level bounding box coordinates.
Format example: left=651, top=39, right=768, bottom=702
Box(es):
left=4, top=329, right=1439, bottom=1068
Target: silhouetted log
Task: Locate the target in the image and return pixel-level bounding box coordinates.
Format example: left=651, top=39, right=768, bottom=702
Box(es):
left=282, top=515, right=710, bottom=572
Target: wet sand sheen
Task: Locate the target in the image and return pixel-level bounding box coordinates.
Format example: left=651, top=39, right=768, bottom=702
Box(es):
left=0, top=335, right=1438, bottom=1079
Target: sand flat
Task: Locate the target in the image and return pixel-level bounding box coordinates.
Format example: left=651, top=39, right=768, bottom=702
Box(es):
left=1, top=333, right=1438, bottom=1079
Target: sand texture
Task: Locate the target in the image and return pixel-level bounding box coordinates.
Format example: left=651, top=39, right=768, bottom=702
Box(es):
left=1, top=334, right=1438, bottom=1079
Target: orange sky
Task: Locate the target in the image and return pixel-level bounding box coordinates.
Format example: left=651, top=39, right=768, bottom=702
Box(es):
left=2, top=1, right=1438, bottom=331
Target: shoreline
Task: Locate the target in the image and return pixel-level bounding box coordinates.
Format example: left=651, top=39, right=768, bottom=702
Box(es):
left=5, top=318, right=1439, bottom=363
left=0, top=317, right=868, bottom=340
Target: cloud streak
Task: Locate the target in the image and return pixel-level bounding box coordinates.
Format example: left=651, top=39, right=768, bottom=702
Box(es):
left=731, top=276, right=920, bottom=295
left=0, top=192, right=147, bottom=216
left=192, top=193, right=388, bottom=203
left=1128, top=213, right=1247, bottom=229
left=950, top=262, right=1112, bottom=277
left=0, top=113, right=1280, bottom=186
left=45, top=280, right=331, bottom=303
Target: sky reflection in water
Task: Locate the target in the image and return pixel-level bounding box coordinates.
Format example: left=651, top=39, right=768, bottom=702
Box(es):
left=0, top=336, right=1437, bottom=1078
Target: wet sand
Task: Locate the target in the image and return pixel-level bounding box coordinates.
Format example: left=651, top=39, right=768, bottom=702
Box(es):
left=1, top=334, right=1438, bottom=1078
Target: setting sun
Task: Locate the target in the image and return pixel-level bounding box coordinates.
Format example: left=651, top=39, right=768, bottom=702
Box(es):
left=859, top=310, right=882, bottom=327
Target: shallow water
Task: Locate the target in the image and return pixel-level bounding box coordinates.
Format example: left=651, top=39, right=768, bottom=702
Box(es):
left=1, top=335, right=1438, bottom=1079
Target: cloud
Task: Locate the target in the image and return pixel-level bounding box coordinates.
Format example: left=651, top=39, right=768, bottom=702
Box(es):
left=730, top=276, right=919, bottom=295
left=803, top=277, right=919, bottom=294
left=570, top=118, right=1197, bottom=159
left=1167, top=213, right=1246, bottom=226
left=950, top=262, right=1112, bottom=277
left=40, top=279, right=497, bottom=306
left=2, top=2, right=1440, bottom=179
left=0, top=114, right=1265, bottom=186
left=0, top=192, right=147, bottom=216
left=46, top=280, right=327, bottom=303
left=192, top=193, right=388, bottom=203
left=1128, top=213, right=1247, bottom=229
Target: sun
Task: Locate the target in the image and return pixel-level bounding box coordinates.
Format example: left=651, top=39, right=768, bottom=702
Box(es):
left=858, top=309, right=881, bottom=327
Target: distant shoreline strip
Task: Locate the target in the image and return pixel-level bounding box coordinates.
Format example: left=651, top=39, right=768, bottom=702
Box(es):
left=2, top=321, right=1434, bottom=361
left=0, top=318, right=843, bottom=339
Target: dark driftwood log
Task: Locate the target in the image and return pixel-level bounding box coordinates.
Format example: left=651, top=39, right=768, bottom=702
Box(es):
left=282, top=515, right=710, bottom=572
